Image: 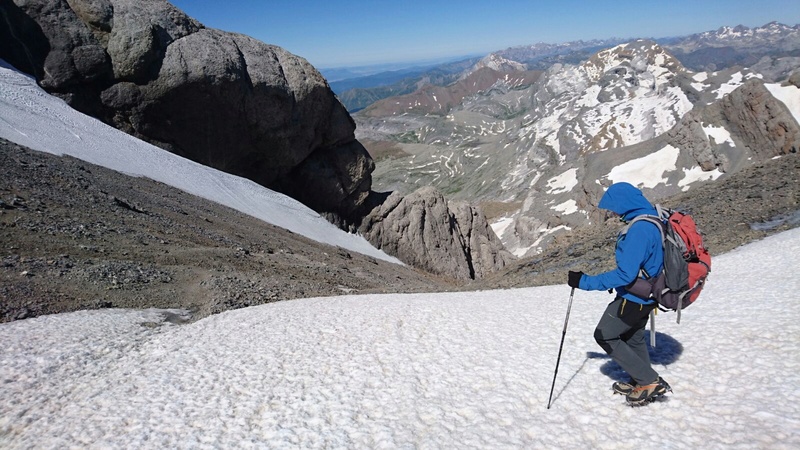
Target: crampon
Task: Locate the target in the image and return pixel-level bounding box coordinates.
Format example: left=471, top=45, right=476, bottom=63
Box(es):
left=625, top=377, right=672, bottom=406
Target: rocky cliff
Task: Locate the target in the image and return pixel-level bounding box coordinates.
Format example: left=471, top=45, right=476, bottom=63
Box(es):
left=0, top=0, right=369, bottom=218
left=356, top=187, right=515, bottom=280
left=357, top=39, right=800, bottom=258
left=0, top=0, right=511, bottom=281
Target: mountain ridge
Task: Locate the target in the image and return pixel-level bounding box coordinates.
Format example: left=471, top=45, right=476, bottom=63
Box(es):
left=3, top=2, right=799, bottom=285
left=336, top=23, right=800, bottom=112
left=357, top=35, right=800, bottom=257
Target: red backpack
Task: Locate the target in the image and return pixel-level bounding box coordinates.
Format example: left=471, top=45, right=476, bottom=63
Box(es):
left=625, top=206, right=712, bottom=323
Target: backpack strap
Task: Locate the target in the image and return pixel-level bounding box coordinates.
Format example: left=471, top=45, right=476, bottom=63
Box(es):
left=622, top=215, right=667, bottom=276
left=621, top=213, right=671, bottom=316
left=622, top=214, right=665, bottom=243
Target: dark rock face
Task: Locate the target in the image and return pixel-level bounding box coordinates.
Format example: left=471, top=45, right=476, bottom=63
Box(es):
left=667, top=78, right=800, bottom=172
left=1, top=0, right=516, bottom=280
left=719, top=79, right=800, bottom=157
left=0, top=0, right=370, bottom=217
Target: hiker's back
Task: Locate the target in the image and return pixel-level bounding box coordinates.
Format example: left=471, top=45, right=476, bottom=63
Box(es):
left=661, top=209, right=711, bottom=310
left=625, top=206, right=711, bottom=322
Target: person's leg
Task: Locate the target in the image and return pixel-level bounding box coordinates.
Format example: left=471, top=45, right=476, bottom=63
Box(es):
left=620, top=308, right=653, bottom=372
left=594, top=298, right=658, bottom=386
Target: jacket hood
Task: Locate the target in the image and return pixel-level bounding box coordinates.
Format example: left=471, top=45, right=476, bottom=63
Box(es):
left=598, top=182, right=657, bottom=221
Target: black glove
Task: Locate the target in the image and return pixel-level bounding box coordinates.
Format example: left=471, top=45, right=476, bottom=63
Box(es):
left=567, top=271, right=584, bottom=289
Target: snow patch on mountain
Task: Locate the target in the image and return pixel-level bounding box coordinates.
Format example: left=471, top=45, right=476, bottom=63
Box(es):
left=678, top=166, right=724, bottom=191
left=691, top=72, right=709, bottom=91
left=546, top=168, right=579, bottom=194
left=513, top=224, right=572, bottom=257
left=714, top=71, right=745, bottom=99
left=552, top=200, right=579, bottom=215
left=490, top=216, right=515, bottom=237
left=765, top=82, right=800, bottom=124
left=606, top=145, right=680, bottom=189
left=703, top=124, right=735, bottom=146
left=579, top=84, right=692, bottom=153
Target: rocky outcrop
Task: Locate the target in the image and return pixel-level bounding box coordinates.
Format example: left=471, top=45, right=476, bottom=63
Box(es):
left=667, top=77, right=800, bottom=172
left=358, top=187, right=515, bottom=280
left=0, top=0, right=518, bottom=282
left=448, top=201, right=517, bottom=279
left=667, top=109, right=727, bottom=171
left=719, top=78, right=800, bottom=157
left=789, top=68, right=800, bottom=88
left=0, top=0, right=370, bottom=217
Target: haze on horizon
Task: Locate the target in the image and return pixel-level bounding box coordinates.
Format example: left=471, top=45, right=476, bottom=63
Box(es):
left=168, top=0, right=800, bottom=69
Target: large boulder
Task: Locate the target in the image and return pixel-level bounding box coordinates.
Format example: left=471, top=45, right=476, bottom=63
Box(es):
left=0, top=0, right=370, bottom=217
left=358, top=187, right=515, bottom=280
left=1, top=0, right=516, bottom=280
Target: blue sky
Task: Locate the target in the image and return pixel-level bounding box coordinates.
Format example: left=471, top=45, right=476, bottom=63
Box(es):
left=169, top=0, right=800, bottom=69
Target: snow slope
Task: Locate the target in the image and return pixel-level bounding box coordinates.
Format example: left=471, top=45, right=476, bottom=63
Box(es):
left=2, top=228, right=799, bottom=448
left=0, top=60, right=399, bottom=264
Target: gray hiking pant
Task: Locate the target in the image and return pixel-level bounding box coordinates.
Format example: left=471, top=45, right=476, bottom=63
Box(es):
left=594, top=297, right=658, bottom=386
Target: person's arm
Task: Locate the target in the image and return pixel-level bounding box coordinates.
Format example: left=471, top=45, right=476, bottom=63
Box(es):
left=579, top=224, right=649, bottom=291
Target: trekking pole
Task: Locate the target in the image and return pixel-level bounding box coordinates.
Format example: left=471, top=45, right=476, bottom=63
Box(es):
left=547, top=287, right=575, bottom=409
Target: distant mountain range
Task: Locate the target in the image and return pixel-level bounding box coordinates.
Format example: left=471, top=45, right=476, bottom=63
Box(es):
left=334, top=23, right=800, bottom=112
left=662, top=22, right=800, bottom=71
left=320, top=54, right=486, bottom=82
left=353, top=22, right=800, bottom=257
left=329, top=59, right=480, bottom=112
left=328, top=40, right=629, bottom=112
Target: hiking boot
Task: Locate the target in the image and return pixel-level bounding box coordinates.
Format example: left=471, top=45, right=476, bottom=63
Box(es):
left=612, top=380, right=635, bottom=395
left=625, top=377, right=672, bottom=405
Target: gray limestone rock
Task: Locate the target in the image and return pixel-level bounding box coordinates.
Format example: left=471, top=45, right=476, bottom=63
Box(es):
left=449, top=201, right=516, bottom=279
left=720, top=78, right=800, bottom=157
left=358, top=187, right=514, bottom=280
left=667, top=110, right=722, bottom=171
left=0, top=0, right=371, bottom=218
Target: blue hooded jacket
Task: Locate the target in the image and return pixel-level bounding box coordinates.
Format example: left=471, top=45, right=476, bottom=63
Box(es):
left=579, top=182, right=663, bottom=304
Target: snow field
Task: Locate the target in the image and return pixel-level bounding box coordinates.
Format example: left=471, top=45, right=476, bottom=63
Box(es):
left=766, top=82, right=800, bottom=125
left=2, top=228, right=799, bottom=448
left=606, top=145, right=680, bottom=188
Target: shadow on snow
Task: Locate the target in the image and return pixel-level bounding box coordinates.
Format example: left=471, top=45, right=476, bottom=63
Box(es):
left=590, top=331, right=684, bottom=382
left=549, top=332, right=683, bottom=406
